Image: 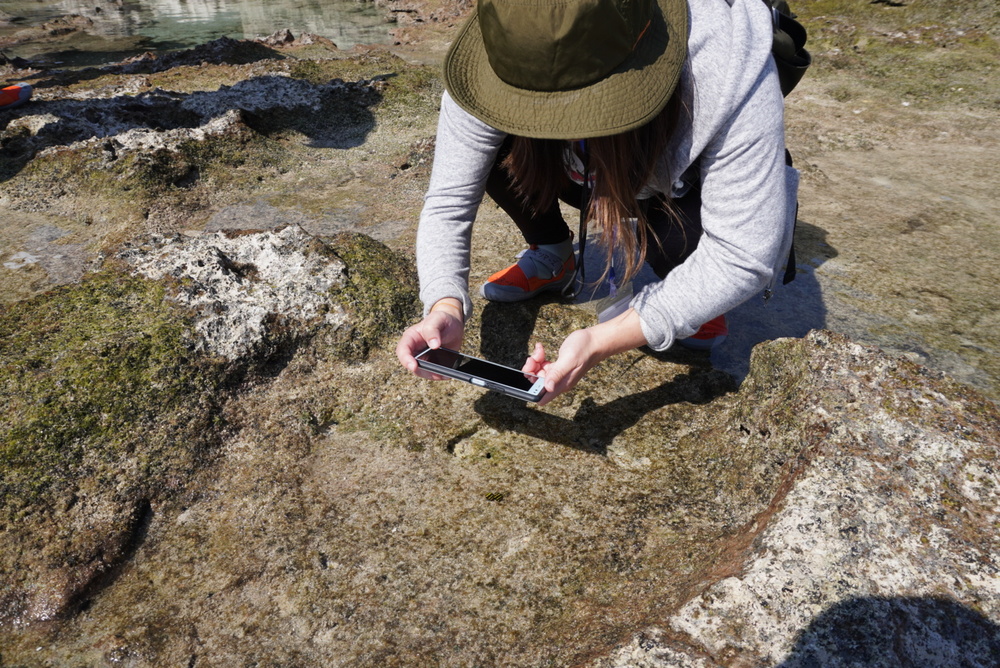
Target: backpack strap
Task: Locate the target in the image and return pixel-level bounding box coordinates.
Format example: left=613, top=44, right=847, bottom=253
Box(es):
left=782, top=149, right=797, bottom=285
left=764, top=0, right=811, bottom=97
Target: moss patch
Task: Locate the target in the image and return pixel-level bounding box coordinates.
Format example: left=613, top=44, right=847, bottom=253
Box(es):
left=3, top=115, right=297, bottom=241
left=0, top=270, right=229, bottom=516
left=323, top=232, right=419, bottom=358
left=796, top=0, right=1000, bottom=109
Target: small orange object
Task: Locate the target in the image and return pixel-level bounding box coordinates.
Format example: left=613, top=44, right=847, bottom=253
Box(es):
left=0, top=82, right=32, bottom=109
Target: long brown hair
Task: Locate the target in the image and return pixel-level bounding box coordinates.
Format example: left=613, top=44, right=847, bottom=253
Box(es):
left=501, top=92, right=681, bottom=285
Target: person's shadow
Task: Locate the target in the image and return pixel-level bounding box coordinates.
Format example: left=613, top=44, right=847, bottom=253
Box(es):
left=711, top=218, right=834, bottom=383
left=474, top=296, right=736, bottom=454
left=778, top=596, right=1000, bottom=666
left=470, top=220, right=833, bottom=448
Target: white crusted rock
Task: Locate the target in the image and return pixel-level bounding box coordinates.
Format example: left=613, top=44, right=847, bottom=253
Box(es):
left=120, top=225, right=349, bottom=359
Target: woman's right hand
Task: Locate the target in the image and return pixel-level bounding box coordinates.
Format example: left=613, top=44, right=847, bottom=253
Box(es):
left=396, top=297, right=465, bottom=380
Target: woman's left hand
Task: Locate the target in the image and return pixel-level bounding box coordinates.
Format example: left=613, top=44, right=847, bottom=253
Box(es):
left=522, top=333, right=596, bottom=407
left=522, top=308, right=649, bottom=407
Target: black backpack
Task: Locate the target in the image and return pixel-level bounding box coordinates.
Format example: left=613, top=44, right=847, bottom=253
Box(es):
left=765, top=0, right=809, bottom=287
left=766, top=0, right=811, bottom=97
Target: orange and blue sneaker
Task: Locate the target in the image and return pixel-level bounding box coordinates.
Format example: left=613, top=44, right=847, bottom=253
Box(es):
left=0, top=83, right=32, bottom=110
left=480, top=241, right=575, bottom=302
left=678, top=314, right=729, bottom=351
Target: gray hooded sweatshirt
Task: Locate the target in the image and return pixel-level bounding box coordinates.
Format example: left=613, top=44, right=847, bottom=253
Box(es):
left=416, top=0, right=799, bottom=350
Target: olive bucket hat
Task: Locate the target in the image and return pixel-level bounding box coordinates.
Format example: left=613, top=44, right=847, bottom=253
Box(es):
left=443, top=0, right=689, bottom=140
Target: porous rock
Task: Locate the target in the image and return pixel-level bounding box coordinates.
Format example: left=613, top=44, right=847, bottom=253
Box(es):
left=113, top=36, right=284, bottom=74
left=120, top=224, right=350, bottom=360
left=2, top=300, right=998, bottom=664
left=596, top=331, right=1000, bottom=667
left=11, top=74, right=374, bottom=158
left=2, top=2, right=999, bottom=660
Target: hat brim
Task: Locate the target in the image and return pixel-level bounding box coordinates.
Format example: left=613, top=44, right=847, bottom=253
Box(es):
left=443, top=0, right=689, bottom=140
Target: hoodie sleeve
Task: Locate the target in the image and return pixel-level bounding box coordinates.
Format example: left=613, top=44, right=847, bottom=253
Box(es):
left=416, top=91, right=507, bottom=319
left=632, top=0, right=791, bottom=350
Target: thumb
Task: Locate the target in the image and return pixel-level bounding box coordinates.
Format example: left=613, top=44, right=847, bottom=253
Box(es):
left=420, top=319, right=445, bottom=349
left=541, top=360, right=569, bottom=393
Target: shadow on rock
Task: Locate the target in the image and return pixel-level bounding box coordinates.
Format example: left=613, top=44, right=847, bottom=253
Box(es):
left=0, top=72, right=381, bottom=182
left=480, top=218, right=836, bottom=393
left=475, top=283, right=736, bottom=453
left=710, top=219, right=835, bottom=383
left=779, top=596, right=1000, bottom=667
left=474, top=365, right=734, bottom=454
left=8, top=37, right=287, bottom=92
left=479, top=297, right=553, bottom=366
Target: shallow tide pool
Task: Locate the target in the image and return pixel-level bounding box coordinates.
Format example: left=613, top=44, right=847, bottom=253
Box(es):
left=0, top=0, right=391, bottom=67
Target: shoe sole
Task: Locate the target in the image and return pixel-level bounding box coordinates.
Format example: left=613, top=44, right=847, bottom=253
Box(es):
left=479, top=276, right=571, bottom=302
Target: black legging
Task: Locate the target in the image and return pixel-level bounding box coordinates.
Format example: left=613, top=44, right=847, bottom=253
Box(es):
left=483, top=137, right=703, bottom=280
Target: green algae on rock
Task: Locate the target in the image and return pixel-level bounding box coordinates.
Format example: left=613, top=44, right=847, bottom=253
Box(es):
left=794, top=0, right=1000, bottom=110
left=324, top=231, right=419, bottom=358
left=6, top=324, right=997, bottom=667
left=0, top=40, right=440, bottom=258
left=0, top=270, right=229, bottom=623
left=2, top=0, right=1000, bottom=662
left=0, top=226, right=418, bottom=627
left=119, top=225, right=418, bottom=363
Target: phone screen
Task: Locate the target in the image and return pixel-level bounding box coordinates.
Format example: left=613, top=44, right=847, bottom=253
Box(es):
left=418, top=348, right=539, bottom=391
left=415, top=348, right=546, bottom=401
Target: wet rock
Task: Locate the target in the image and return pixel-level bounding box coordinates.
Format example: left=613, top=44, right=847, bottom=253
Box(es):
left=4, top=73, right=376, bottom=160
left=1, top=42, right=438, bottom=307
left=295, top=32, right=339, bottom=48
left=0, top=269, right=230, bottom=625
left=0, top=54, right=403, bottom=246
left=5, top=305, right=999, bottom=666
left=258, top=28, right=297, bottom=47
left=0, top=52, right=33, bottom=68
left=375, top=0, right=473, bottom=24
left=0, top=14, right=93, bottom=48
left=113, top=36, right=285, bottom=75
left=1, top=1, right=999, bottom=662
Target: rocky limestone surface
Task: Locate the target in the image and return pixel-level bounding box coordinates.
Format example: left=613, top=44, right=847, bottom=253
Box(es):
left=597, top=333, right=1000, bottom=666
left=120, top=225, right=351, bottom=360
left=0, top=226, right=417, bottom=633
left=1, top=36, right=439, bottom=303
left=1, top=38, right=385, bottom=167
left=2, top=226, right=998, bottom=665
left=1, top=0, right=1000, bottom=664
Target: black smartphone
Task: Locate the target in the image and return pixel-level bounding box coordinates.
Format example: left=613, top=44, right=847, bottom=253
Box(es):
left=414, top=347, right=547, bottom=403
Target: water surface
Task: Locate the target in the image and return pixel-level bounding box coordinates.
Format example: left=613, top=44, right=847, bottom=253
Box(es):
left=0, top=0, right=390, bottom=67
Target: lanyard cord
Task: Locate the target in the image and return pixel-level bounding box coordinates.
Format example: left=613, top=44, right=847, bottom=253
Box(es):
left=562, top=140, right=590, bottom=299
left=609, top=243, right=618, bottom=298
